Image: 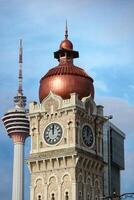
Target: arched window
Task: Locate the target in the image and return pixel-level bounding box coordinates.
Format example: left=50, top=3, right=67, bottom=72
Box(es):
left=51, top=193, right=55, bottom=200
left=65, top=191, right=69, bottom=200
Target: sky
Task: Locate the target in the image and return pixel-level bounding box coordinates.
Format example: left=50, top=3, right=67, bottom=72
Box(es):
left=0, top=0, right=134, bottom=199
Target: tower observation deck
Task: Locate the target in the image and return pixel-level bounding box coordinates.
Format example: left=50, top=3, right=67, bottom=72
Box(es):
left=2, top=40, right=29, bottom=200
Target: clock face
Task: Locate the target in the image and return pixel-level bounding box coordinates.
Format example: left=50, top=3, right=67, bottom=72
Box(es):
left=44, top=123, right=62, bottom=145
left=82, top=125, right=94, bottom=147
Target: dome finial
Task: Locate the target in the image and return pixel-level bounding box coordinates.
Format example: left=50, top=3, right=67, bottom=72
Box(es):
left=65, top=20, right=68, bottom=39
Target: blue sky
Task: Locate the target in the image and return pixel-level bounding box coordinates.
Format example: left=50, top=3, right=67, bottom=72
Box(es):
left=0, top=0, right=134, bottom=199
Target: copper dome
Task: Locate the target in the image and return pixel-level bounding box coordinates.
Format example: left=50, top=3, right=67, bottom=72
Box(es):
left=60, top=39, right=73, bottom=50
left=39, top=61, right=94, bottom=102
left=39, top=26, right=94, bottom=102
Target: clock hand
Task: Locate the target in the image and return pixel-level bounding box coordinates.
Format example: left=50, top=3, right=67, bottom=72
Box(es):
left=52, top=124, right=54, bottom=135
left=86, top=127, right=89, bottom=138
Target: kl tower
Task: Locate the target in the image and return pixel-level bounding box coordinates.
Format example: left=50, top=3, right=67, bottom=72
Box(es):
left=2, top=40, right=29, bottom=200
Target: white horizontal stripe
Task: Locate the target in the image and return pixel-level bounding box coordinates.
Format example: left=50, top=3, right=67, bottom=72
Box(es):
left=5, top=121, right=29, bottom=128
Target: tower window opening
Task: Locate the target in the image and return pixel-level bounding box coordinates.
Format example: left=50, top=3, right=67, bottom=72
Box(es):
left=51, top=193, right=55, bottom=200
left=65, top=191, right=69, bottom=200
left=79, top=191, right=82, bottom=200
left=38, top=195, right=41, bottom=200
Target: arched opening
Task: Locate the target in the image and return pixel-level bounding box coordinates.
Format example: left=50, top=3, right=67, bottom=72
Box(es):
left=51, top=193, right=55, bottom=200
left=65, top=191, right=69, bottom=200
left=87, top=193, right=90, bottom=200
left=37, top=194, right=42, bottom=200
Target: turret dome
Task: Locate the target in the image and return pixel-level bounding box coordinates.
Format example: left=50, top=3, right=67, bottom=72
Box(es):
left=60, top=39, right=73, bottom=50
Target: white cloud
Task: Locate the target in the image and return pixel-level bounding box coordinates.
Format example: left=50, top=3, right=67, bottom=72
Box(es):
left=96, top=96, right=134, bottom=134
left=128, top=84, right=134, bottom=90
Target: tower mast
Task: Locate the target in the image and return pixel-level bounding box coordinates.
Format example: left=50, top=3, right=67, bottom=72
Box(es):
left=2, top=40, right=29, bottom=200
left=14, top=39, right=26, bottom=108
left=18, top=39, right=23, bottom=95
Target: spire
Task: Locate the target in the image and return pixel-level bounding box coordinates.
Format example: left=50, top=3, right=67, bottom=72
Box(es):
left=18, top=39, right=23, bottom=96
left=65, top=20, right=68, bottom=39
left=14, top=39, right=26, bottom=108
left=19, top=39, right=23, bottom=63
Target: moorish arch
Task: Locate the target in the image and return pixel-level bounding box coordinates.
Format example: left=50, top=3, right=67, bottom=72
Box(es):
left=78, top=174, right=84, bottom=200
left=47, top=175, right=58, bottom=200
left=94, top=178, right=101, bottom=199
left=86, top=176, right=92, bottom=200
left=61, top=173, right=71, bottom=200
left=34, top=177, right=44, bottom=200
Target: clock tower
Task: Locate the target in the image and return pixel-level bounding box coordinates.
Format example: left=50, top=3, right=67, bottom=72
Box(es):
left=28, top=26, right=106, bottom=200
